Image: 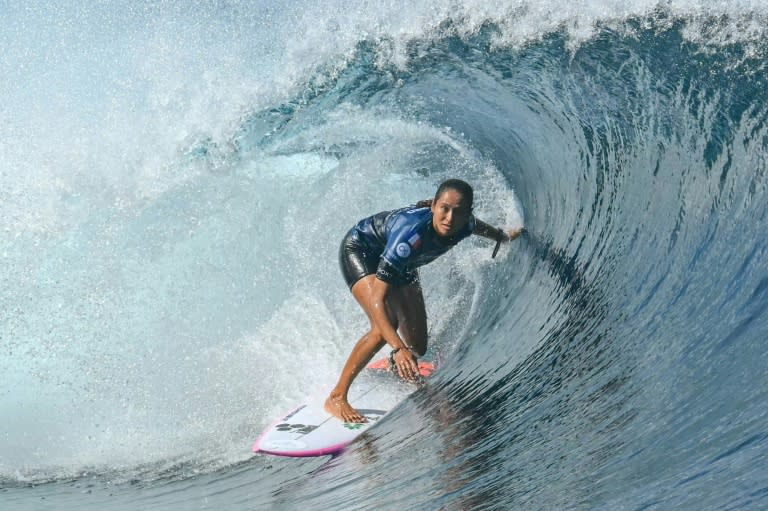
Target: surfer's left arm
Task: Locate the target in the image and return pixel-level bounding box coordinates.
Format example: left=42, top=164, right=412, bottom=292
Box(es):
left=473, top=218, right=525, bottom=242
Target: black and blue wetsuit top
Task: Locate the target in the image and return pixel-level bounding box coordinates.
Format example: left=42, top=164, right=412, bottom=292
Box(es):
left=350, top=205, right=476, bottom=286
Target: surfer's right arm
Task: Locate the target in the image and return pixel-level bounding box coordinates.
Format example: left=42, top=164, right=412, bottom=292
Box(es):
left=368, top=277, right=420, bottom=380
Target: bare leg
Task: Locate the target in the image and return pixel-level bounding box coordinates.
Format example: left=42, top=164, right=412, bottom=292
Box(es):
left=324, top=329, right=386, bottom=422
left=325, top=275, right=392, bottom=422
left=391, top=282, right=428, bottom=356
left=325, top=276, right=428, bottom=422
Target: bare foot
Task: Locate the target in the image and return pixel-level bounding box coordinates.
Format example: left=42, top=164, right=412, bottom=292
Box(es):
left=324, top=393, right=367, bottom=423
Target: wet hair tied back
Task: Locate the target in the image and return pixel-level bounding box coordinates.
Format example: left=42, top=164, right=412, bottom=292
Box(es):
left=434, top=179, right=474, bottom=210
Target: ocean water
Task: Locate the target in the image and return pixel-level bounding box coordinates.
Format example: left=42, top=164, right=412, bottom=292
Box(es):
left=2, top=1, right=767, bottom=509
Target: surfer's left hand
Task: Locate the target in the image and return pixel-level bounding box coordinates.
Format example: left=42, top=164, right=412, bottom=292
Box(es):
left=505, top=226, right=525, bottom=241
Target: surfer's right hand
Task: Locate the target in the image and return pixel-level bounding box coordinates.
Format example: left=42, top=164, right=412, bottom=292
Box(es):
left=394, top=348, right=419, bottom=381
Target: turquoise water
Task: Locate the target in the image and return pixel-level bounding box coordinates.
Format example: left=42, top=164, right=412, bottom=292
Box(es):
left=2, top=1, right=767, bottom=509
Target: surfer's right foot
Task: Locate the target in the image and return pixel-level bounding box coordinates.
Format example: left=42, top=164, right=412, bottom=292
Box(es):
left=325, top=393, right=366, bottom=423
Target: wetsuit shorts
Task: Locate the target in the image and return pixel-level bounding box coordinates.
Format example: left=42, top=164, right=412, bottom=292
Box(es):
left=339, top=229, right=419, bottom=289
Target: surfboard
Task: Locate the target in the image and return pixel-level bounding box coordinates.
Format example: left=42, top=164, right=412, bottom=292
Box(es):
left=253, top=358, right=435, bottom=457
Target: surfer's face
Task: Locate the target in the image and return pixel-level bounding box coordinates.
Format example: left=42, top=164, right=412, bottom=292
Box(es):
left=431, top=188, right=471, bottom=237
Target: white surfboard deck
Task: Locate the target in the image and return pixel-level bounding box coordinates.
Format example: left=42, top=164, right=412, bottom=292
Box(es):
left=253, top=359, right=434, bottom=457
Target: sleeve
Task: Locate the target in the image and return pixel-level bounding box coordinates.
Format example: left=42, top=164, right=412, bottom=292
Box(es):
left=375, top=259, right=402, bottom=285
left=375, top=217, right=421, bottom=284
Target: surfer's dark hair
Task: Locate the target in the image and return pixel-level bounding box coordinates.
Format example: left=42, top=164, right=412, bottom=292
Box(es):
left=434, top=179, right=474, bottom=210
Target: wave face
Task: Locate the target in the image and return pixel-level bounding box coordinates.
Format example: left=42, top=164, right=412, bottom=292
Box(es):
left=2, top=1, right=768, bottom=509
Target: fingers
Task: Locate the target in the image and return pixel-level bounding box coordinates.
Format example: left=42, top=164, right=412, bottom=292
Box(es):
left=395, top=351, right=419, bottom=380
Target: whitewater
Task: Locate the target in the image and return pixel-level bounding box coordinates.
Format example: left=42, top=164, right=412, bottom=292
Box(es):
left=2, top=1, right=767, bottom=509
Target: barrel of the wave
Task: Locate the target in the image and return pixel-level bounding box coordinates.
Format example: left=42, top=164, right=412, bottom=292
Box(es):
left=253, top=357, right=435, bottom=457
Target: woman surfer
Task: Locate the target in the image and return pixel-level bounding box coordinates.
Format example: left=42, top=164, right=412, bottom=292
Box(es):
left=326, top=179, right=524, bottom=423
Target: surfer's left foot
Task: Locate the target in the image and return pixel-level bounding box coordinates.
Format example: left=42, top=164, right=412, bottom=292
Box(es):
left=325, top=392, right=367, bottom=423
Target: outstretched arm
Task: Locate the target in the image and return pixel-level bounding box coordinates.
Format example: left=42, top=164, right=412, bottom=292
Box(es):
left=473, top=218, right=525, bottom=242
